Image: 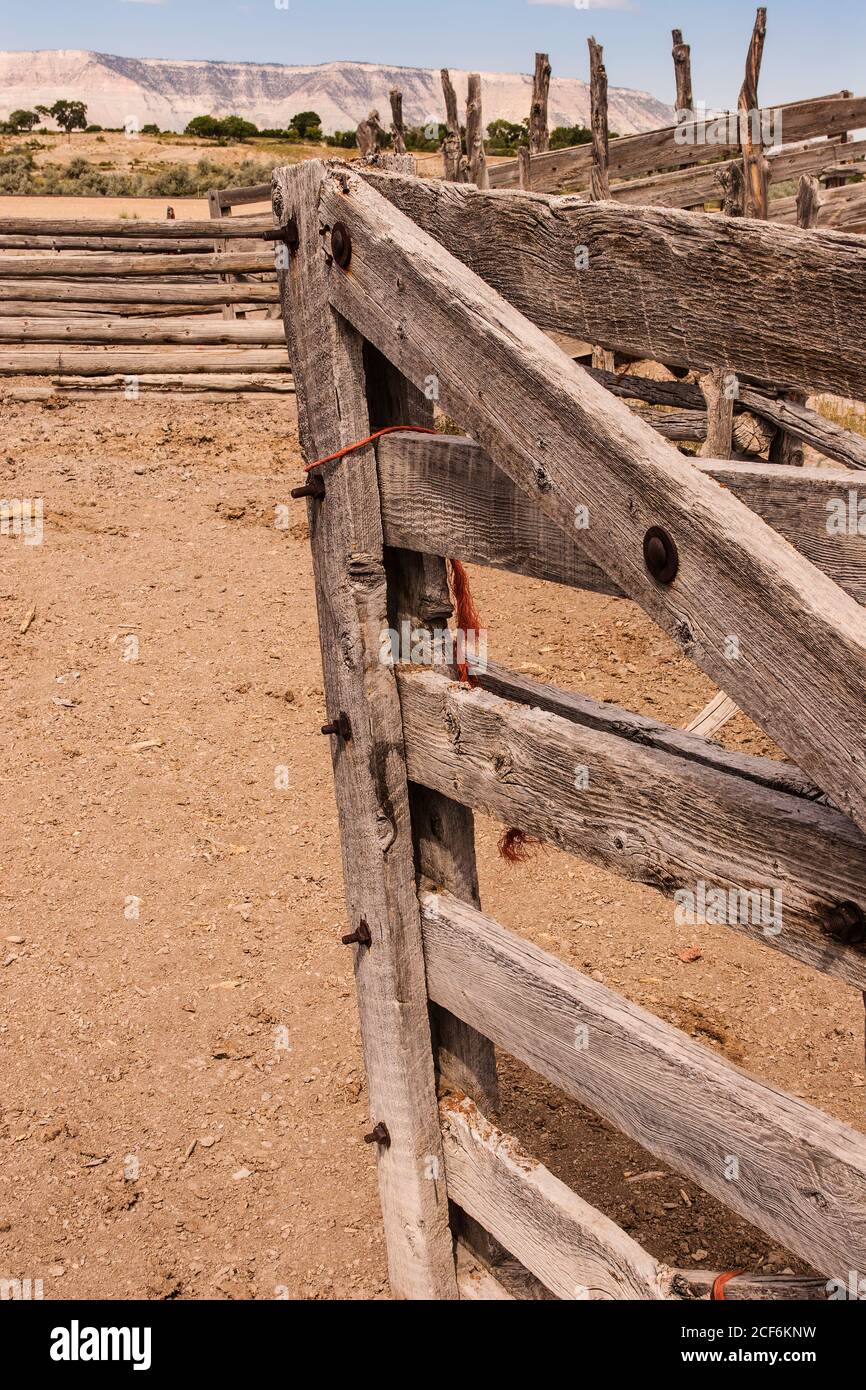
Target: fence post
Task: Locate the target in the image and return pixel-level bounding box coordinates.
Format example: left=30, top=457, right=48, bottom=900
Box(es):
left=739, top=6, right=770, bottom=219
left=272, top=159, right=458, bottom=1299
left=466, top=74, right=490, bottom=189
left=671, top=28, right=694, bottom=120
left=389, top=88, right=407, bottom=154
left=441, top=69, right=468, bottom=181
left=530, top=53, right=551, bottom=154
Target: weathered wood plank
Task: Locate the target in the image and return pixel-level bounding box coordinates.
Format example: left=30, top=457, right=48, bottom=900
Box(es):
left=400, top=667, right=866, bottom=988
left=0, top=317, right=285, bottom=345
left=0, top=216, right=270, bottom=238
left=272, top=159, right=458, bottom=1299
left=488, top=94, right=866, bottom=192
left=440, top=1093, right=674, bottom=1299
left=325, top=169, right=866, bottom=831
left=0, top=348, right=289, bottom=376
left=0, top=250, right=275, bottom=278
left=378, top=432, right=866, bottom=603
left=0, top=280, right=278, bottom=306
left=360, top=169, right=866, bottom=400
left=674, top=1270, right=833, bottom=1301
left=455, top=1241, right=515, bottom=1299
left=421, top=888, right=866, bottom=1278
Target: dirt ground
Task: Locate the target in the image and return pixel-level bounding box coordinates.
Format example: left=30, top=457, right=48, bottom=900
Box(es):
left=1, top=384, right=864, bottom=1300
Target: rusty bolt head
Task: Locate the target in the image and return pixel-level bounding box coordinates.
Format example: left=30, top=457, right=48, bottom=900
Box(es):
left=341, top=919, right=372, bottom=948
left=262, top=214, right=299, bottom=252
left=290, top=472, right=325, bottom=501
left=331, top=221, right=352, bottom=269
left=320, top=711, right=352, bottom=741
left=822, top=900, right=866, bottom=945
left=363, top=1122, right=390, bottom=1148
left=643, top=526, right=679, bottom=584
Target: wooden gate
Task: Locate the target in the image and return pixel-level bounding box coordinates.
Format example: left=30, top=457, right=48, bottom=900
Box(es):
left=274, top=158, right=866, bottom=1300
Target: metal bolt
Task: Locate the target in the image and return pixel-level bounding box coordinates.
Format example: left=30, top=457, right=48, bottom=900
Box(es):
left=262, top=214, right=299, bottom=252
left=331, top=221, right=352, bottom=269
left=290, top=472, right=325, bottom=501
left=363, top=1122, right=390, bottom=1148
left=643, top=525, right=679, bottom=584
left=822, top=900, right=866, bottom=945
left=321, top=711, right=352, bottom=741
left=341, top=919, right=372, bottom=948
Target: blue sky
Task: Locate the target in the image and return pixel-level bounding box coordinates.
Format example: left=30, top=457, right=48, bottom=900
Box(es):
left=2, top=0, right=864, bottom=109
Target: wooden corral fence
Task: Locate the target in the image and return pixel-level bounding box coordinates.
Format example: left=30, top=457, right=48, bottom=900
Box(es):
left=275, top=155, right=866, bottom=1300
left=0, top=183, right=293, bottom=400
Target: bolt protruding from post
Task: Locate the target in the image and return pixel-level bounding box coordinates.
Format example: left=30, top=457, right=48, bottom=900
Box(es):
left=341, top=920, right=372, bottom=948
left=363, top=1122, right=391, bottom=1148
left=290, top=472, right=325, bottom=500
left=321, top=711, right=352, bottom=741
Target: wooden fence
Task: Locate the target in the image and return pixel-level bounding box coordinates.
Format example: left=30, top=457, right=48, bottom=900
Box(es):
left=0, top=184, right=292, bottom=399
left=275, top=156, right=866, bottom=1299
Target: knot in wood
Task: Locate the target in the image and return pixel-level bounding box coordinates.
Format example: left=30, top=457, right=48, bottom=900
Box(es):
left=493, top=747, right=515, bottom=782
left=443, top=703, right=462, bottom=748
left=534, top=464, right=552, bottom=494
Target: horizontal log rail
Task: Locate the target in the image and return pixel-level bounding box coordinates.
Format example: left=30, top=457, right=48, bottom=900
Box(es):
left=50, top=371, right=293, bottom=393
left=0, top=280, right=278, bottom=306
left=377, top=432, right=866, bottom=603
left=420, top=888, right=866, bottom=1278
left=0, top=216, right=271, bottom=239
left=488, top=93, right=866, bottom=192
left=0, top=317, right=286, bottom=346
left=215, top=182, right=273, bottom=210
left=0, top=348, right=290, bottom=376
left=0, top=250, right=276, bottom=278
left=399, top=666, right=866, bottom=987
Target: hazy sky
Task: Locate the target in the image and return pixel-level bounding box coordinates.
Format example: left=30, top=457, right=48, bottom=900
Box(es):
left=2, top=0, right=864, bottom=109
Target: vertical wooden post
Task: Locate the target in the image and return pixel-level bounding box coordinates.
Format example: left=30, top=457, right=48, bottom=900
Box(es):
left=588, top=37, right=611, bottom=201
left=517, top=146, right=532, bottom=189
left=208, top=187, right=241, bottom=321
left=530, top=53, right=551, bottom=154
left=769, top=175, right=821, bottom=467
left=698, top=368, right=734, bottom=459
left=441, top=70, right=468, bottom=182
left=389, top=88, right=407, bottom=155
left=356, top=109, right=383, bottom=157
left=739, top=6, right=769, bottom=219
left=466, top=74, right=490, bottom=189
left=671, top=29, right=694, bottom=120
left=717, top=162, right=745, bottom=216
left=272, top=159, right=458, bottom=1300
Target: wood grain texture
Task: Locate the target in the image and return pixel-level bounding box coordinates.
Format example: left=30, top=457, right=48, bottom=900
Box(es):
left=325, top=169, right=866, bottom=833
left=0, top=349, right=288, bottom=376
left=361, top=169, right=866, bottom=400
left=0, top=250, right=274, bottom=278
left=420, top=888, right=866, bottom=1278
left=400, top=667, right=866, bottom=987
left=0, top=280, right=278, bottom=306
left=272, top=159, right=457, bottom=1299
left=440, top=1093, right=674, bottom=1299
left=0, top=317, right=285, bottom=346
left=0, top=216, right=270, bottom=238
left=488, top=94, right=866, bottom=192
left=530, top=53, right=551, bottom=155
left=378, top=432, right=866, bottom=604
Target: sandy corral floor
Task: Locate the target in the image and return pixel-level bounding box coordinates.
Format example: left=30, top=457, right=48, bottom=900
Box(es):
left=0, top=386, right=863, bottom=1299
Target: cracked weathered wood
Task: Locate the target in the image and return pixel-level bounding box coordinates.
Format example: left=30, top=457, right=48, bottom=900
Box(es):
left=739, top=6, right=770, bottom=219
left=271, top=158, right=456, bottom=1299
left=441, top=1094, right=675, bottom=1299
left=376, top=430, right=866, bottom=601
left=324, top=167, right=866, bottom=832
left=355, top=109, right=384, bottom=157
left=770, top=175, right=821, bottom=468
left=360, top=170, right=866, bottom=400
left=671, top=29, right=693, bottom=119
left=588, top=38, right=610, bottom=202
left=489, top=93, right=866, bottom=192
left=400, top=667, right=866, bottom=988
left=465, top=74, right=489, bottom=190
left=389, top=88, right=407, bottom=155
left=699, top=367, right=734, bottom=459
left=420, top=888, right=866, bottom=1278
left=530, top=53, right=551, bottom=154
left=441, top=69, right=468, bottom=182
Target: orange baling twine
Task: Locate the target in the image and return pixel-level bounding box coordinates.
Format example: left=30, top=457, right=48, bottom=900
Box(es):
left=711, top=1271, right=743, bottom=1301
left=303, top=428, right=538, bottom=863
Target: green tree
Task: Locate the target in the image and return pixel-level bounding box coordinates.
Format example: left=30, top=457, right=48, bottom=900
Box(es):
left=549, top=124, right=593, bottom=149
left=185, top=114, right=222, bottom=138
left=7, top=109, right=40, bottom=133
left=486, top=118, right=529, bottom=152
left=219, top=114, right=259, bottom=140
left=290, top=110, right=322, bottom=140
left=49, top=100, right=88, bottom=137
